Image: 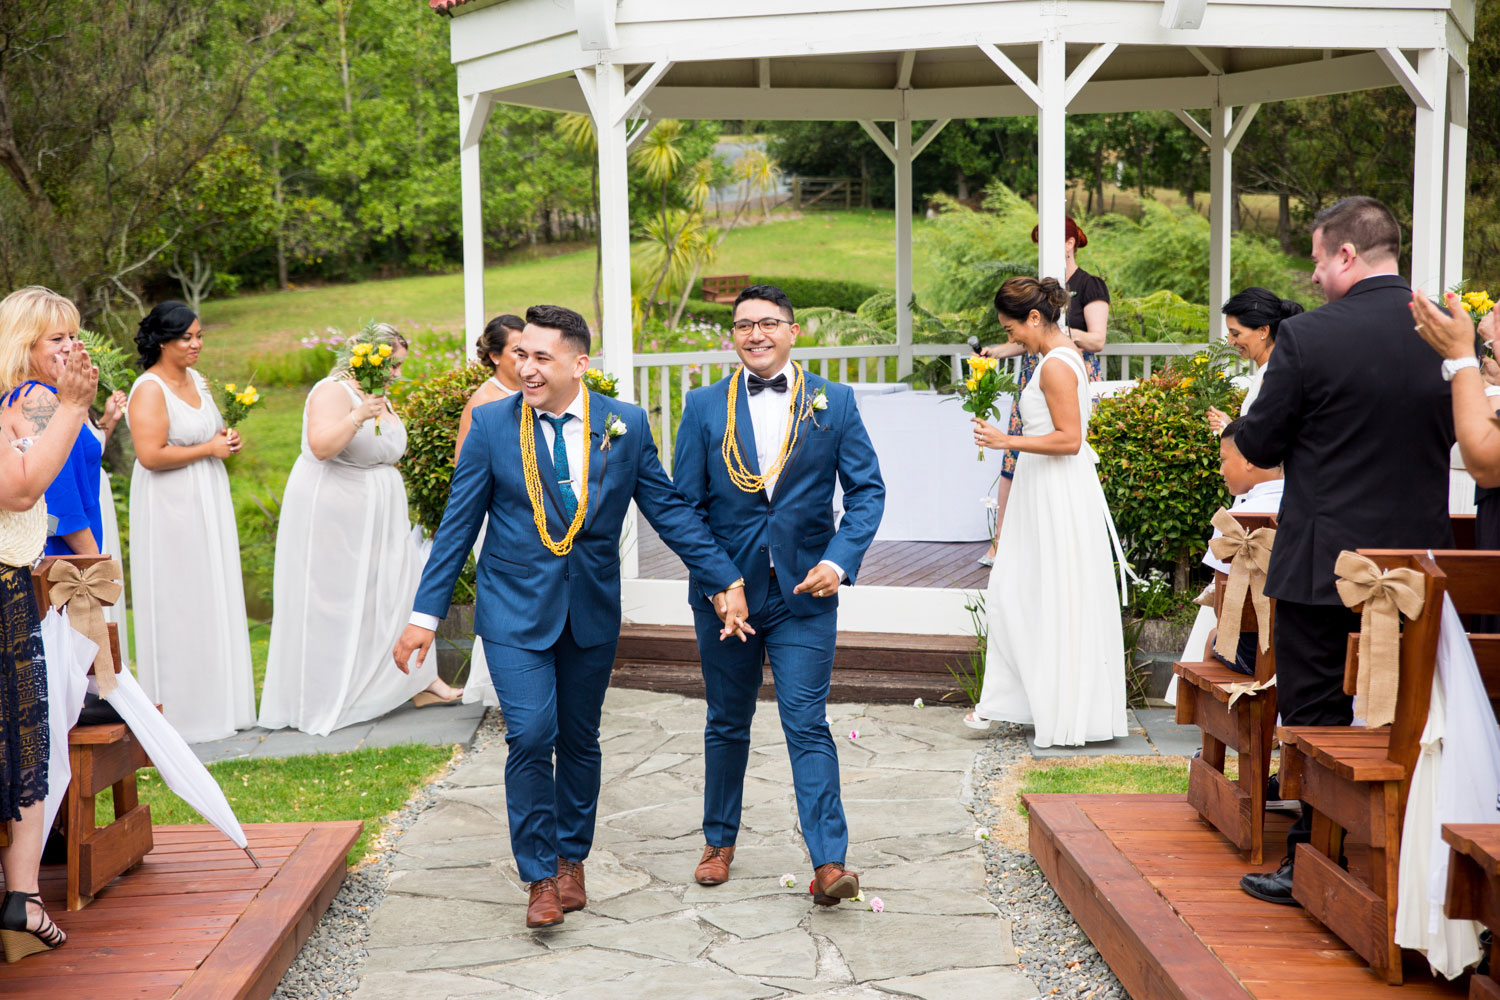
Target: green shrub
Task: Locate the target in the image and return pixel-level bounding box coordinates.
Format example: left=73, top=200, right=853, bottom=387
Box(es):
left=390, top=363, right=490, bottom=535
left=252, top=344, right=337, bottom=386
left=1089, top=374, right=1243, bottom=588
left=1108, top=290, right=1212, bottom=343
left=679, top=301, right=735, bottom=330
left=694, top=276, right=880, bottom=312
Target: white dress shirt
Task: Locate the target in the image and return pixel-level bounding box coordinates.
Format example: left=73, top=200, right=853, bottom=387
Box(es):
left=1201, top=477, right=1285, bottom=574
left=410, top=386, right=588, bottom=631
left=744, top=363, right=845, bottom=582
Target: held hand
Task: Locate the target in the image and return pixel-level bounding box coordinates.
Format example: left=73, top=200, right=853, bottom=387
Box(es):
left=393, top=624, right=435, bottom=674
left=1205, top=406, right=1232, bottom=436
left=206, top=429, right=236, bottom=460
left=55, top=343, right=99, bottom=408
left=352, top=393, right=385, bottom=426
left=225, top=428, right=243, bottom=454
left=715, top=587, right=756, bottom=642
left=1483, top=356, right=1500, bottom=389
left=1410, top=290, right=1476, bottom=360
left=793, top=563, right=841, bottom=600
left=971, top=417, right=1009, bottom=452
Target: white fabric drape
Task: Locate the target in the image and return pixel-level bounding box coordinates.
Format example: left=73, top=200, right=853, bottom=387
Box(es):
left=40, top=609, right=94, bottom=833
left=91, top=425, right=130, bottom=672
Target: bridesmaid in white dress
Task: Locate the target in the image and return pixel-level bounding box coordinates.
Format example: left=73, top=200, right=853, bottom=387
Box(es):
left=453, top=314, right=524, bottom=708
left=126, top=302, right=254, bottom=743
left=259, top=326, right=460, bottom=735
left=966, top=277, right=1129, bottom=747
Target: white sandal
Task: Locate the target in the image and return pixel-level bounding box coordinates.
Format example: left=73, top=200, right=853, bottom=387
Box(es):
left=963, top=712, right=993, bottom=731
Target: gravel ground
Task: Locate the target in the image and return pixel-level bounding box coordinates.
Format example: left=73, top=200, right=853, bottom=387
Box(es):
left=271, top=708, right=507, bottom=1000
left=969, top=724, right=1129, bottom=1000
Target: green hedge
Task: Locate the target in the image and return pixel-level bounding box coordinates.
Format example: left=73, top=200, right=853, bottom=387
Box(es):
left=390, top=363, right=491, bottom=534
left=694, top=275, right=881, bottom=313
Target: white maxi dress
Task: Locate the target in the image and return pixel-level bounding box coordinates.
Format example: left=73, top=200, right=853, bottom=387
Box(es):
left=126, top=370, right=255, bottom=743
left=92, top=424, right=131, bottom=672
left=258, top=379, right=435, bottom=735
left=974, top=347, right=1129, bottom=747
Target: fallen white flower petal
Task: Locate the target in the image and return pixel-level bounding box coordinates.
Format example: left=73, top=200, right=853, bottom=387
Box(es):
left=779, top=873, right=796, bottom=888
left=974, top=826, right=991, bottom=841
left=912, top=697, right=924, bottom=708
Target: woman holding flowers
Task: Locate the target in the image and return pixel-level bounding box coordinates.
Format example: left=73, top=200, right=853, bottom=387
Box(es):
left=965, top=277, right=1128, bottom=747
left=1205, top=287, right=1305, bottom=434
left=127, top=301, right=255, bottom=743
left=260, top=323, right=460, bottom=736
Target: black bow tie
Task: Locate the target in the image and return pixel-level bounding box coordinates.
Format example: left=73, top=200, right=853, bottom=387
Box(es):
left=747, top=372, right=788, bottom=395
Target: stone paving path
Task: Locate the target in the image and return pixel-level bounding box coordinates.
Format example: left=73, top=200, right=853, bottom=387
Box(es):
left=352, top=688, right=1038, bottom=1000
left=190, top=699, right=488, bottom=763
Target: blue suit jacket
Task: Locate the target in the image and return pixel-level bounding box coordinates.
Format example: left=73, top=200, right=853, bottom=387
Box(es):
left=413, top=392, right=740, bottom=649
left=672, top=371, right=885, bottom=617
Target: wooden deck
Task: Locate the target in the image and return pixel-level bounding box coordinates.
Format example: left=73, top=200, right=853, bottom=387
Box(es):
left=1026, top=794, right=1469, bottom=1000
left=636, top=519, right=992, bottom=590
left=0, top=821, right=361, bottom=1000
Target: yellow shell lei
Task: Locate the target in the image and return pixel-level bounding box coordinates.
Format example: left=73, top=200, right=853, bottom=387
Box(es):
left=520, top=389, right=590, bottom=555
left=722, top=363, right=807, bottom=494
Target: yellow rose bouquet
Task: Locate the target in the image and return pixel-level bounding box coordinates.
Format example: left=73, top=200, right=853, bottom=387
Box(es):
left=956, top=355, right=1018, bottom=460
left=1164, top=343, right=1241, bottom=414
left=217, top=379, right=261, bottom=429
left=1461, top=289, right=1496, bottom=319
left=344, top=322, right=398, bottom=434
left=581, top=367, right=620, bottom=398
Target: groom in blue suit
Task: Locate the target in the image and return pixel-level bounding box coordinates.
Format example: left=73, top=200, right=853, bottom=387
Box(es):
left=394, top=304, right=750, bottom=929
left=673, top=284, right=885, bottom=904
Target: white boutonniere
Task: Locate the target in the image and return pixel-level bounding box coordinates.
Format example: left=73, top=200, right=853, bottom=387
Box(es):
left=803, top=386, right=829, bottom=427
left=601, top=413, right=627, bottom=451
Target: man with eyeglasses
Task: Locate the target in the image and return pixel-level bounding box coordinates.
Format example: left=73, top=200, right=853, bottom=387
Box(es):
left=672, top=283, right=885, bottom=906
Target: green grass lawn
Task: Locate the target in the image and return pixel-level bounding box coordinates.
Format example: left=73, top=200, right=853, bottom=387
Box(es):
left=1019, top=758, right=1191, bottom=803
left=100, top=744, right=457, bottom=866
left=198, top=210, right=933, bottom=378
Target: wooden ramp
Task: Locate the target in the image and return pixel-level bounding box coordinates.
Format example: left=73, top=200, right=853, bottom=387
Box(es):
left=0, top=821, right=361, bottom=1000
left=1026, top=794, right=1469, bottom=1000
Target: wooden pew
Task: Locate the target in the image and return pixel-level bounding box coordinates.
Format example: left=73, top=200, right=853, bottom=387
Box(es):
left=30, top=554, right=154, bottom=911
left=700, top=274, right=751, bottom=304
left=1278, top=549, right=1500, bottom=984
left=1444, top=823, right=1500, bottom=1000
left=1173, top=512, right=1278, bottom=863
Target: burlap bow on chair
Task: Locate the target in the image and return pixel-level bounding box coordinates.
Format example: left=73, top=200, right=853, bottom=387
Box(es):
left=47, top=557, right=124, bottom=696
left=1333, top=551, right=1425, bottom=728
left=1207, top=508, right=1276, bottom=662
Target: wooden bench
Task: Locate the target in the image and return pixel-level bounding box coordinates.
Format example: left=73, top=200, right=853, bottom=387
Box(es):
left=1443, top=823, right=1500, bottom=1000
left=1279, top=549, right=1500, bottom=983
left=1173, top=512, right=1278, bottom=863
left=30, top=554, right=154, bottom=911
left=700, top=274, right=751, bottom=304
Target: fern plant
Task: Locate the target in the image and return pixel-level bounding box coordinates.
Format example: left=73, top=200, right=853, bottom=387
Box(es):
left=78, top=329, right=137, bottom=397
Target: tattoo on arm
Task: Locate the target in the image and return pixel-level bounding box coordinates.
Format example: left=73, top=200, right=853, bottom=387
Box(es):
left=21, top=393, right=58, bottom=435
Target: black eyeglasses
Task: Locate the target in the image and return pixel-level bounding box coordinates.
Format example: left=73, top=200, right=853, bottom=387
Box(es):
left=731, top=317, right=790, bottom=334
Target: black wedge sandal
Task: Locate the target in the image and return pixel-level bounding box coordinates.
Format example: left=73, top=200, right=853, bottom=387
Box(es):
left=0, top=890, right=66, bottom=962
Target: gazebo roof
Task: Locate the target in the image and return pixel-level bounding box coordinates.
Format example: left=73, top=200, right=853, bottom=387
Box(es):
left=437, top=1, right=1473, bottom=120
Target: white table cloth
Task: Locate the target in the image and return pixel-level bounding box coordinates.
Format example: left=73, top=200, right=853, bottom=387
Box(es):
left=849, top=382, right=911, bottom=401
left=848, top=390, right=1013, bottom=542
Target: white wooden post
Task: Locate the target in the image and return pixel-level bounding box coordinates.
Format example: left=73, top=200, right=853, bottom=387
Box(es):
left=894, top=117, right=914, bottom=378
left=1036, top=37, right=1066, bottom=282
left=1410, top=48, right=1448, bottom=293
left=1208, top=104, right=1231, bottom=339
left=459, top=93, right=493, bottom=356
left=1442, top=58, right=1469, bottom=293
left=587, top=63, right=636, bottom=402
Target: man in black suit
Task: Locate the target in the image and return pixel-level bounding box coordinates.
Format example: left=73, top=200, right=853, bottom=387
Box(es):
left=1232, top=196, right=1455, bottom=904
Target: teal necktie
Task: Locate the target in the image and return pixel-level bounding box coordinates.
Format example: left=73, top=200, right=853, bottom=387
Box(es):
left=540, top=413, right=579, bottom=522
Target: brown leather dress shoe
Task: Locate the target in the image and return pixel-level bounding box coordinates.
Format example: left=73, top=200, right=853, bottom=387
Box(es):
left=694, top=844, right=736, bottom=885
left=810, top=862, right=860, bottom=906
left=526, top=877, right=565, bottom=928
left=556, top=859, right=586, bottom=912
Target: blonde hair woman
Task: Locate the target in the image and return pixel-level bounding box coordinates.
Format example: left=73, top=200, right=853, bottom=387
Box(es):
left=0, top=286, right=97, bottom=961
left=259, top=324, right=459, bottom=737
left=126, top=301, right=255, bottom=743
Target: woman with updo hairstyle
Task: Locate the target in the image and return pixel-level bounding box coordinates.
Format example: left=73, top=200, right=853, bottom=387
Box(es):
left=451, top=312, right=524, bottom=708
left=964, top=276, right=1129, bottom=747
left=1206, top=287, right=1305, bottom=434
left=126, top=301, right=255, bottom=743
left=259, top=323, right=462, bottom=734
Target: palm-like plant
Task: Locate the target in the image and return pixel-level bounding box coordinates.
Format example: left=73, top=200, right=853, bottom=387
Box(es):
left=631, top=121, right=696, bottom=326
left=555, top=113, right=602, bottom=332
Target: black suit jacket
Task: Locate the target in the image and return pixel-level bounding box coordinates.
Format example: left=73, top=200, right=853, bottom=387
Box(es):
left=1235, top=274, right=1455, bottom=606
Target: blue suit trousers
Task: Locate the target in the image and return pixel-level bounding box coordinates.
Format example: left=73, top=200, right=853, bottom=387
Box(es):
left=694, top=583, right=847, bottom=867
left=482, top=622, right=617, bottom=883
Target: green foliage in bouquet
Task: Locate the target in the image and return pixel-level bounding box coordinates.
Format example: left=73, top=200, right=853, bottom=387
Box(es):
left=78, top=329, right=137, bottom=399
left=390, top=363, right=491, bottom=535
left=581, top=368, right=621, bottom=397
left=1089, top=374, right=1244, bottom=588
left=1161, top=340, right=1245, bottom=413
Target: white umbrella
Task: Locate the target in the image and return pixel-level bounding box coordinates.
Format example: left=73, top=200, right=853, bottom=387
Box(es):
left=101, top=668, right=261, bottom=868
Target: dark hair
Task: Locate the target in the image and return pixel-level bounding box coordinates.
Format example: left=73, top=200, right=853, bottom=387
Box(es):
left=524, top=304, right=591, bottom=356
left=1310, top=196, right=1401, bottom=263
left=476, top=313, right=524, bottom=369
left=1221, top=287, right=1305, bottom=342
left=136, top=300, right=198, bottom=367
left=994, top=276, right=1070, bottom=324
left=733, top=284, right=794, bottom=322
left=1220, top=416, right=1246, bottom=443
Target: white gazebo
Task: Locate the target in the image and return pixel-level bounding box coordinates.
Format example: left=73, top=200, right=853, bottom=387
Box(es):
left=430, top=0, right=1472, bottom=632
